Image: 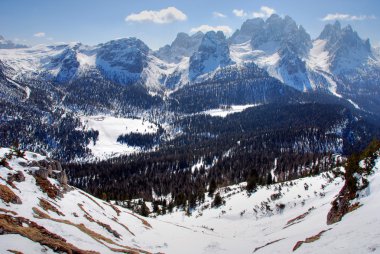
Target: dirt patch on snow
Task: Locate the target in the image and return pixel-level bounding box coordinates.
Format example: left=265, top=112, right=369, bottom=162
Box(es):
left=0, top=213, right=98, bottom=254
left=39, top=198, right=65, bottom=216
left=0, top=184, right=22, bottom=204
left=33, top=207, right=149, bottom=253
left=293, top=228, right=332, bottom=251
left=284, top=207, right=315, bottom=229
left=253, top=238, right=286, bottom=253
left=33, top=175, right=60, bottom=199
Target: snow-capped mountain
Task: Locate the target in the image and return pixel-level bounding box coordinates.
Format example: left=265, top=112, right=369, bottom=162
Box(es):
left=1, top=146, right=380, bottom=253
left=189, top=31, right=233, bottom=81
left=317, top=21, right=373, bottom=73
left=0, top=39, right=171, bottom=91
left=0, top=14, right=380, bottom=114
left=307, top=21, right=380, bottom=110
left=229, top=14, right=312, bottom=91
left=228, top=15, right=380, bottom=111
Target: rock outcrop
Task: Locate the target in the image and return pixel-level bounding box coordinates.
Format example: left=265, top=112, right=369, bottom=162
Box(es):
left=29, top=159, right=68, bottom=188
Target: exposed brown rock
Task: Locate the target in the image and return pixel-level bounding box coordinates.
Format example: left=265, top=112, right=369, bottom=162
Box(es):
left=57, top=170, right=68, bottom=186
left=47, top=165, right=53, bottom=177
left=326, top=182, right=361, bottom=225
left=79, top=191, right=104, bottom=210
left=0, top=207, right=17, bottom=215
left=0, top=184, right=22, bottom=204
left=253, top=238, right=285, bottom=253
left=95, top=220, right=121, bottom=239
left=14, top=171, right=25, bottom=182
left=111, top=217, right=135, bottom=236
left=34, top=167, right=49, bottom=180
left=293, top=229, right=331, bottom=251
left=33, top=207, right=151, bottom=254
left=39, top=198, right=65, bottom=216
left=7, top=171, right=25, bottom=183
left=33, top=175, right=61, bottom=199
left=126, top=211, right=152, bottom=229
left=107, top=202, right=121, bottom=216
left=285, top=207, right=315, bottom=228
left=78, top=204, right=121, bottom=239
left=0, top=213, right=99, bottom=254
left=7, top=250, right=23, bottom=254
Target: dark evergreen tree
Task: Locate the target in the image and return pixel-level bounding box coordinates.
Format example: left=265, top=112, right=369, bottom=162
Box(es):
left=212, top=193, right=223, bottom=207
left=140, top=201, right=150, bottom=217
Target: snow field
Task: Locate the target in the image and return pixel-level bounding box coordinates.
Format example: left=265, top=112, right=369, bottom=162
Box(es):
left=80, top=115, right=158, bottom=159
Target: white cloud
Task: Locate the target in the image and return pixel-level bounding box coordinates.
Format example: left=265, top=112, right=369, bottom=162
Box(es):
left=232, top=9, right=247, bottom=18
left=190, top=25, right=232, bottom=35
left=322, top=13, right=376, bottom=21
left=34, top=32, right=46, bottom=38
left=125, top=7, right=187, bottom=24
left=213, top=12, right=227, bottom=18
left=253, top=6, right=276, bottom=18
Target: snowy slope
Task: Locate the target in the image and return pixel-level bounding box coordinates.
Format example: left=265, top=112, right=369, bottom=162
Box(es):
left=157, top=155, right=380, bottom=254
left=0, top=148, right=222, bottom=254
left=306, top=39, right=343, bottom=97
left=1, top=148, right=380, bottom=253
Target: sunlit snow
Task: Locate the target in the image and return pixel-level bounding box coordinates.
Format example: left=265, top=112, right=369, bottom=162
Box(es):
left=81, top=115, right=158, bottom=159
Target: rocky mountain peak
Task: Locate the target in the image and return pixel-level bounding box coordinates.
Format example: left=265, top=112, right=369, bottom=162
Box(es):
left=318, top=22, right=373, bottom=72
left=229, top=18, right=265, bottom=44
left=318, top=21, right=371, bottom=51
left=96, top=37, right=150, bottom=76
left=189, top=30, right=232, bottom=80
left=98, top=37, right=150, bottom=55
left=246, top=14, right=312, bottom=56
left=155, top=32, right=204, bottom=63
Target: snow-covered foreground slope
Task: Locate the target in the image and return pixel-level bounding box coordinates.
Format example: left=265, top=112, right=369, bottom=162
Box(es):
left=158, top=155, right=380, bottom=253
left=0, top=148, right=223, bottom=254
left=80, top=115, right=158, bottom=159
left=1, top=148, right=380, bottom=253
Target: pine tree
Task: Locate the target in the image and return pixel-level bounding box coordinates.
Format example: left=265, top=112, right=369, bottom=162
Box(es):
left=140, top=201, right=150, bottom=217
left=208, top=179, right=217, bottom=197
left=246, top=176, right=257, bottom=193
left=266, top=173, right=273, bottom=185
left=212, top=193, right=223, bottom=207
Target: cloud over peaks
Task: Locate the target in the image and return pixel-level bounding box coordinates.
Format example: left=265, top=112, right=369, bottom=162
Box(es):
left=213, top=12, right=227, bottom=18
left=322, top=13, right=376, bottom=21
left=253, top=6, right=276, bottom=18
left=33, top=32, right=46, bottom=38
left=190, top=25, right=232, bottom=35
left=125, top=7, right=187, bottom=24
left=232, top=9, right=247, bottom=18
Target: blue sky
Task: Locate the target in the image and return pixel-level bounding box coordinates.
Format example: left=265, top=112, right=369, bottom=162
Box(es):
left=0, top=0, right=379, bottom=49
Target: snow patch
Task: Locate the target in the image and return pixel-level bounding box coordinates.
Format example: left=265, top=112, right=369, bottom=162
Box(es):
left=80, top=115, right=158, bottom=159
left=201, top=104, right=261, bottom=118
